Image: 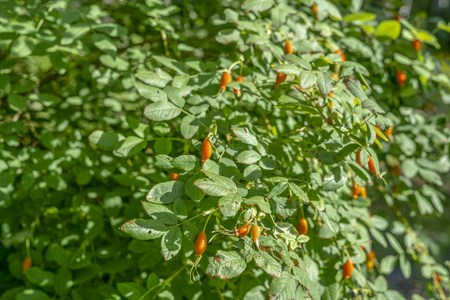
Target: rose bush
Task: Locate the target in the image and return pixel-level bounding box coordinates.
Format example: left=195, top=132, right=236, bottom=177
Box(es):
left=1, top=0, right=449, bottom=299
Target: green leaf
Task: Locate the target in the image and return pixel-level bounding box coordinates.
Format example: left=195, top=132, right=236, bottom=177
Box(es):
left=399, top=254, right=411, bottom=279
left=154, top=138, right=172, bottom=155
left=319, top=223, right=335, bottom=239
left=384, top=291, right=407, bottom=300
left=10, top=36, right=34, bottom=58
left=292, top=266, right=323, bottom=300
left=380, top=255, right=397, bottom=274
left=126, top=116, right=150, bottom=139
left=253, top=251, right=282, bottom=277
left=343, top=13, right=376, bottom=22
left=92, top=33, right=117, bottom=53
left=161, top=226, right=182, bottom=260
left=296, top=235, right=310, bottom=243
left=135, top=71, right=172, bottom=88
left=318, top=0, right=342, bottom=20
left=300, top=71, right=316, bottom=89
left=372, top=275, right=388, bottom=292
left=418, top=169, right=442, bottom=186
left=374, top=20, right=401, bottom=40
left=437, top=20, right=450, bottom=33
left=244, top=196, right=271, bottom=213
left=61, top=23, right=90, bottom=45
left=316, top=72, right=333, bottom=95
left=271, top=5, right=287, bottom=28
left=393, top=53, right=412, bottom=65
left=242, top=0, right=274, bottom=12
left=146, top=181, right=185, bottom=204
left=386, top=233, right=403, bottom=254
left=206, top=251, right=247, bottom=279
left=153, top=55, right=188, bottom=75
left=337, top=144, right=359, bottom=159
left=399, top=145, right=416, bottom=165
left=273, top=64, right=301, bottom=76
left=48, top=243, right=70, bottom=267
left=88, top=130, right=122, bottom=151
left=346, top=78, right=368, bottom=101
left=135, top=82, right=168, bottom=102
left=416, top=30, right=438, bottom=43
left=322, top=283, right=340, bottom=300
left=231, top=126, right=258, bottom=146
left=218, top=192, right=243, bottom=217
left=30, top=93, right=62, bottom=107
left=284, top=55, right=311, bottom=70
left=194, top=178, right=233, bottom=197
left=16, top=289, right=51, bottom=300
left=120, top=219, right=167, bottom=240
left=309, top=191, right=325, bottom=211
left=185, top=175, right=205, bottom=202
left=99, top=54, right=130, bottom=70
left=202, top=172, right=237, bottom=191
left=323, top=166, right=348, bottom=191
left=93, top=23, right=127, bottom=37
left=171, top=155, right=197, bottom=171
left=113, top=136, right=146, bottom=157
left=243, top=165, right=262, bottom=181
left=180, top=115, right=199, bottom=140
left=415, top=192, right=434, bottom=215
left=348, top=161, right=371, bottom=182
left=423, top=186, right=444, bottom=214
left=268, top=271, right=296, bottom=300
left=117, top=282, right=146, bottom=300
left=24, top=267, right=54, bottom=287
left=143, top=101, right=181, bottom=121
left=142, top=202, right=177, bottom=225
left=164, top=86, right=186, bottom=107
left=268, top=181, right=288, bottom=198
left=236, top=150, right=261, bottom=165
left=202, top=160, right=220, bottom=175
left=370, top=228, right=387, bottom=248
left=216, top=29, right=240, bottom=44
left=362, top=99, right=385, bottom=113
left=371, top=215, right=389, bottom=230
left=260, top=157, right=277, bottom=170
left=270, top=197, right=297, bottom=218
left=173, top=198, right=187, bottom=221
left=7, top=94, right=27, bottom=111
left=289, top=182, right=309, bottom=203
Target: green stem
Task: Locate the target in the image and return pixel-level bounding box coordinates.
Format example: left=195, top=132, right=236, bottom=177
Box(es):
left=168, top=209, right=217, bottom=229
left=139, top=264, right=187, bottom=300
left=202, top=209, right=215, bottom=232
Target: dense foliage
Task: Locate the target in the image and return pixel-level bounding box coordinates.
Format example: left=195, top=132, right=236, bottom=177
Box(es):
left=1, top=0, right=450, bottom=299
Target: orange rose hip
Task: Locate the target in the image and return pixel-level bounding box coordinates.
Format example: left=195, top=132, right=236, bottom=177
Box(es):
left=234, top=75, right=244, bottom=96
left=251, top=225, right=261, bottom=246
left=356, top=150, right=362, bottom=166
left=284, top=40, right=294, bottom=54
left=396, top=70, right=406, bottom=86
left=194, top=231, right=207, bottom=256
left=201, top=137, right=212, bottom=162
left=275, top=73, right=287, bottom=86
left=368, top=156, right=377, bottom=176
left=297, top=217, right=308, bottom=235
left=236, top=222, right=250, bottom=237
left=343, top=259, right=354, bottom=279
left=334, top=49, right=346, bottom=61
left=411, top=40, right=421, bottom=51
left=22, top=256, right=32, bottom=272
left=220, top=72, right=232, bottom=89
left=169, top=173, right=180, bottom=181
